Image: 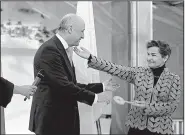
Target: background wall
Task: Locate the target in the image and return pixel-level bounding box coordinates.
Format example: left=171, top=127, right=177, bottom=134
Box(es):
left=153, top=1, right=183, bottom=119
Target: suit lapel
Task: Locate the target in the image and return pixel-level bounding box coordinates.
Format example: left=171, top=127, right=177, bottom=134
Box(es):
left=52, top=35, right=74, bottom=80
left=72, top=63, right=77, bottom=84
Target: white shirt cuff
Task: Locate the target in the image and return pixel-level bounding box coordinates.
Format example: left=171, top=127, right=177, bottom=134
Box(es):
left=103, top=83, right=105, bottom=91
left=93, top=83, right=105, bottom=104
left=93, top=94, right=98, bottom=104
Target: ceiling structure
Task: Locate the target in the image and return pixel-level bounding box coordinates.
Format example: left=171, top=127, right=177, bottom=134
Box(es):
left=1, top=1, right=183, bottom=30
left=1, top=1, right=183, bottom=44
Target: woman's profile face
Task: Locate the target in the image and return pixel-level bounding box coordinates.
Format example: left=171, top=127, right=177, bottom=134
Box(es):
left=147, top=46, right=167, bottom=68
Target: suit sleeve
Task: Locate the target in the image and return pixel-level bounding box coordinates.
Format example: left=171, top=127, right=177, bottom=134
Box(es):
left=39, top=47, right=95, bottom=106
left=142, top=75, right=182, bottom=116
left=77, top=83, right=103, bottom=94
left=0, top=77, right=14, bottom=108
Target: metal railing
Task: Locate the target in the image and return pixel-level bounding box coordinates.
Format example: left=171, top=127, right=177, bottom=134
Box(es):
left=173, top=119, right=184, bottom=135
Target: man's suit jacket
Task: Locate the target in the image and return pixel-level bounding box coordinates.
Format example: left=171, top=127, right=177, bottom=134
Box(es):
left=29, top=35, right=103, bottom=135
left=0, top=77, right=14, bottom=108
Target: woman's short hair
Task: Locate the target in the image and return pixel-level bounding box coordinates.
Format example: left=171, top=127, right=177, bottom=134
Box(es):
left=147, top=40, right=172, bottom=58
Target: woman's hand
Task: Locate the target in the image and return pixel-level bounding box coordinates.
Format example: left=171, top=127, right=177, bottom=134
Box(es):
left=73, top=47, right=91, bottom=59
left=132, top=100, right=147, bottom=108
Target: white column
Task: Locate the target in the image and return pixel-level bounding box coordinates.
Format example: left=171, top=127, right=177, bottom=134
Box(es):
left=75, top=1, right=100, bottom=134
left=1, top=62, right=5, bottom=134
left=130, top=1, right=153, bottom=100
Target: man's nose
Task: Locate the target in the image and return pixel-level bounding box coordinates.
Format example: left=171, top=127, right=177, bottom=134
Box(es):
left=81, top=33, right=84, bottom=39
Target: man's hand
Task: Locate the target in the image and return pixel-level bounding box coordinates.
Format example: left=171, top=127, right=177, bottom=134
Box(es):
left=14, top=85, right=37, bottom=99
left=103, top=78, right=120, bottom=92
left=97, top=91, right=112, bottom=103
left=73, top=47, right=91, bottom=59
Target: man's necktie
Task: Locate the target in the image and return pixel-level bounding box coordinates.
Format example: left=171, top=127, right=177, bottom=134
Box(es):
left=66, top=47, right=73, bottom=66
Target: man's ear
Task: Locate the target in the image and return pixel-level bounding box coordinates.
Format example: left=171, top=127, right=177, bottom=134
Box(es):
left=68, top=26, right=73, bottom=34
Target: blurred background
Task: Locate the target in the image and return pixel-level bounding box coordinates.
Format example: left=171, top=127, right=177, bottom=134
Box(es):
left=1, top=1, right=184, bottom=134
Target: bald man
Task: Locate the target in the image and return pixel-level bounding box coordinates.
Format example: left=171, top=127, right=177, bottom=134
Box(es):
left=29, top=13, right=115, bottom=135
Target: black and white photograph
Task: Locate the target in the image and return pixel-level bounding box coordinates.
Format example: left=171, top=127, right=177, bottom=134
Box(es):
left=0, top=1, right=184, bottom=135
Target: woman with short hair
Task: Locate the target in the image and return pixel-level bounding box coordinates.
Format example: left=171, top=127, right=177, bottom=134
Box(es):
left=74, top=40, right=182, bottom=135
